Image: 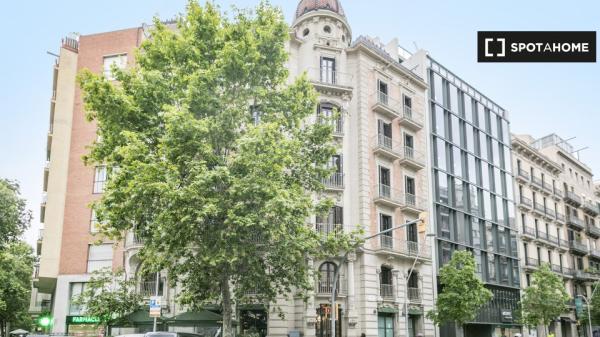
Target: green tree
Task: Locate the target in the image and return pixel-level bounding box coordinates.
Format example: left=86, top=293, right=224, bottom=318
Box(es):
left=0, top=179, right=31, bottom=247
left=519, top=264, right=569, bottom=335
left=78, top=2, right=361, bottom=337
left=74, top=268, right=143, bottom=332
left=0, top=242, right=35, bottom=337
left=581, top=282, right=600, bottom=326
left=426, top=250, right=493, bottom=328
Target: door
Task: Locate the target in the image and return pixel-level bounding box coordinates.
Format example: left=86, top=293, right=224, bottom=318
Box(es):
left=405, top=176, right=416, bottom=206
left=379, top=166, right=391, bottom=197
left=320, top=57, right=336, bottom=84
left=404, top=133, right=414, bottom=158
left=380, top=214, right=393, bottom=248
left=377, top=80, right=388, bottom=104
left=378, top=120, right=392, bottom=148
left=407, top=220, right=418, bottom=243
left=378, top=313, right=394, bottom=337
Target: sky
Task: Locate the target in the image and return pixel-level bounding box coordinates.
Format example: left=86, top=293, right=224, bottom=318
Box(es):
left=1, top=0, right=599, bottom=247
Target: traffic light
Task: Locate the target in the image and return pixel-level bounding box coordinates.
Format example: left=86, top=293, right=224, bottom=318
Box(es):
left=38, top=315, right=52, bottom=328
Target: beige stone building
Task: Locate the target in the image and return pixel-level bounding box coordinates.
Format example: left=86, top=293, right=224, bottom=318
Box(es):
left=513, top=134, right=600, bottom=337
left=32, top=1, right=436, bottom=337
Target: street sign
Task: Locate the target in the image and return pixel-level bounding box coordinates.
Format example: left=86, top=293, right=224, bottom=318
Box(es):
left=149, top=296, right=162, bottom=318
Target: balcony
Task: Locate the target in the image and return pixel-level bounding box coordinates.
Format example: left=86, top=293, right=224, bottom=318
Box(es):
left=544, top=208, right=556, bottom=221
left=373, top=135, right=403, bottom=161
left=566, top=215, right=585, bottom=231
left=398, top=105, right=424, bottom=131
left=531, top=176, right=544, bottom=191
left=569, top=240, right=588, bottom=255
left=573, top=270, right=599, bottom=281
left=521, top=225, right=536, bottom=240
left=516, top=169, right=530, bottom=183
left=553, top=188, right=563, bottom=201
left=125, top=232, right=144, bottom=249
left=372, top=92, right=401, bottom=119
left=398, top=146, right=425, bottom=170
left=558, top=238, right=570, bottom=251
left=555, top=212, right=566, bottom=225
left=562, top=267, right=574, bottom=278
left=518, top=195, right=533, bottom=211
left=315, top=223, right=343, bottom=238
left=587, top=225, right=600, bottom=239
left=582, top=201, right=599, bottom=216
left=317, top=279, right=347, bottom=295
left=533, top=202, right=546, bottom=217
left=564, top=191, right=582, bottom=207
left=374, top=184, right=403, bottom=208
left=400, top=193, right=427, bottom=215
left=322, top=172, right=345, bottom=191
left=407, top=287, right=422, bottom=303
left=307, top=67, right=353, bottom=94
left=318, top=115, right=344, bottom=138
left=380, top=284, right=394, bottom=299
left=545, top=233, right=560, bottom=247
left=374, top=238, right=431, bottom=259
left=139, top=280, right=164, bottom=297
left=551, top=264, right=563, bottom=274
left=524, top=257, right=539, bottom=270
left=542, top=182, right=554, bottom=195
left=589, top=249, right=600, bottom=260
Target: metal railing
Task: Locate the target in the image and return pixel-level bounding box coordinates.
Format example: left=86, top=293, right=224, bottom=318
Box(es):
left=322, top=172, right=344, bottom=189
left=318, top=115, right=344, bottom=136
left=376, top=134, right=395, bottom=151
left=407, top=287, right=421, bottom=302
left=400, top=105, right=424, bottom=126
left=567, top=215, right=584, bottom=229
left=522, top=225, right=536, bottom=237
left=543, top=182, right=554, bottom=193
left=536, top=230, right=548, bottom=241
left=380, top=235, right=393, bottom=249
left=125, top=232, right=144, bottom=248
left=531, top=176, right=544, bottom=189
left=316, top=223, right=343, bottom=237
left=534, top=202, right=545, bottom=214
left=307, top=67, right=353, bottom=87
left=401, top=146, right=426, bottom=165
left=380, top=284, right=394, bottom=298
left=564, top=191, right=582, bottom=205
left=518, top=169, right=530, bottom=181
left=569, top=240, right=588, bottom=252
left=551, top=264, right=562, bottom=273
left=376, top=238, right=431, bottom=258
left=519, top=195, right=532, bottom=208
left=547, top=233, right=559, bottom=246
left=583, top=201, right=600, bottom=215
left=545, top=208, right=556, bottom=219
left=525, top=257, right=539, bottom=267
left=317, top=278, right=347, bottom=295
left=588, top=225, right=600, bottom=237
left=553, top=188, right=563, bottom=198
left=139, top=281, right=163, bottom=297
left=556, top=212, right=566, bottom=223
left=589, top=249, right=600, bottom=259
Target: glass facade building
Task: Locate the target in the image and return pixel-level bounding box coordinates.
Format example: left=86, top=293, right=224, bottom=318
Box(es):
left=427, top=57, right=521, bottom=334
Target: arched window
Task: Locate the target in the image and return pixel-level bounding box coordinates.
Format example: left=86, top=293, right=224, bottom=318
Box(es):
left=323, top=25, right=332, bottom=34
left=318, top=262, right=337, bottom=293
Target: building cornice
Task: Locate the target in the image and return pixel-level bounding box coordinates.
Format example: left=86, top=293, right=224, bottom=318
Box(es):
left=511, top=137, right=562, bottom=176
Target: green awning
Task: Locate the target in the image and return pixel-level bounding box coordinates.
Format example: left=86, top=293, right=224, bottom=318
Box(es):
left=238, top=304, right=266, bottom=310
left=378, top=306, right=399, bottom=313
left=111, top=309, right=165, bottom=327
left=408, top=307, right=423, bottom=315
left=166, top=311, right=223, bottom=327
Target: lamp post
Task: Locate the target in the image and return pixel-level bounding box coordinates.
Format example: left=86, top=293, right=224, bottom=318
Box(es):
left=329, top=216, right=426, bottom=337
left=577, top=294, right=593, bottom=337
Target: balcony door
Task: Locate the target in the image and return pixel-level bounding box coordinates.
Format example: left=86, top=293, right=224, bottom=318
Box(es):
left=320, top=57, right=336, bottom=84
left=378, top=120, right=392, bottom=148
left=330, top=155, right=342, bottom=174
left=407, top=219, right=418, bottom=244
left=380, top=214, right=393, bottom=248
left=405, top=176, right=416, bottom=206
left=379, top=166, right=391, bottom=197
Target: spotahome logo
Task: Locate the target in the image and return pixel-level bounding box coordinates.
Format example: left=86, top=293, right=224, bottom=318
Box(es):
left=478, top=31, right=596, bottom=62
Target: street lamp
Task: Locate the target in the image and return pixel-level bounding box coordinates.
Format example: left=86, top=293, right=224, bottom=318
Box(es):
left=329, top=214, right=428, bottom=337
left=576, top=294, right=593, bottom=337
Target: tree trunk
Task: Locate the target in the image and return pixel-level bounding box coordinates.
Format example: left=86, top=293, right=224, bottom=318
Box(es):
left=221, top=275, right=234, bottom=337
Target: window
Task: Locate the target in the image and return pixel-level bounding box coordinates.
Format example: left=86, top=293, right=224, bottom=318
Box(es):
left=318, top=262, right=337, bottom=293
left=472, top=218, right=481, bottom=248
left=380, top=214, right=393, bottom=248
left=69, top=282, right=88, bottom=315
left=302, top=28, right=309, bottom=37
left=93, top=166, right=107, bottom=194
left=439, top=206, right=451, bottom=239
left=323, top=25, right=331, bottom=34
left=435, top=138, right=447, bottom=170
left=378, top=313, right=395, bottom=337
left=437, top=171, right=449, bottom=204
left=103, top=54, right=127, bottom=80
left=449, top=84, right=459, bottom=113
left=464, top=94, right=474, bottom=122
left=90, top=209, right=100, bottom=233
left=87, top=244, right=113, bottom=273
left=453, top=147, right=463, bottom=176
left=486, top=222, right=495, bottom=252
left=405, top=176, right=416, bottom=200
left=431, top=71, right=444, bottom=103
left=318, top=103, right=342, bottom=134
left=379, top=166, right=391, bottom=194
left=378, top=80, right=389, bottom=104
left=403, top=95, right=412, bottom=117
left=377, top=120, right=393, bottom=147
left=487, top=254, right=496, bottom=282
left=451, top=114, right=460, bottom=146
left=434, top=105, right=446, bottom=138
left=320, top=57, right=336, bottom=84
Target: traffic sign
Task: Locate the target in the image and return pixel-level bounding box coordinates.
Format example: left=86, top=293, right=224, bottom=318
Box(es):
left=149, top=296, right=162, bottom=318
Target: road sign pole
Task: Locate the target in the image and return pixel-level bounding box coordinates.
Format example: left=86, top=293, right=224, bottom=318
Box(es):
left=153, top=272, right=159, bottom=332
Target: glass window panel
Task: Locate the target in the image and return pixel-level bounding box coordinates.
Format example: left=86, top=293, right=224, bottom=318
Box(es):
left=498, top=226, right=506, bottom=254
left=453, top=147, right=463, bottom=176
left=467, top=154, right=477, bottom=184
left=439, top=206, right=451, bottom=239
left=504, top=146, right=512, bottom=174
left=481, top=164, right=490, bottom=190
left=451, top=114, right=460, bottom=145
left=465, top=124, right=475, bottom=153
left=454, top=178, right=464, bottom=211
left=492, top=140, right=501, bottom=167
left=477, top=103, right=486, bottom=130
left=436, top=138, right=447, bottom=171
left=500, top=256, right=509, bottom=284
left=478, top=132, right=488, bottom=160
left=456, top=213, right=466, bottom=244
left=434, top=104, right=446, bottom=138
left=507, top=202, right=516, bottom=228
left=483, top=191, right=492, bottom=221
left=474, top=250, right=483, bottom=278
left=438, top=171, right=449, bottom=204
left=469, top=185, right=480, bottom=216
left=472, top=218, right=481, bottom=248
left=449, top=84, right=459, bottom=113
left=464, top=95, right=474, bottom=123
left=494, top=167, right=502, bottom=194
left=490, top=113, right=498, bottom=138
left=432, top=72, right=444, bottom=103
left=510, top=231, right=518, bottom=257
left=487, top=253, right=497, bottom=282
left=502, top=120, right=510, bottom=143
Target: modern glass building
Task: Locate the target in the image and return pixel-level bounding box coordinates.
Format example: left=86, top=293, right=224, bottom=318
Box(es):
left=427, top=57, right=521, bottom=337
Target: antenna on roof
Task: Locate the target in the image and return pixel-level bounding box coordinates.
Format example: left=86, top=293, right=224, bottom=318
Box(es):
left=555, top=136, right=576, bottom=146
left=46, top=51, right=59, bottom=58
left=571, top=147, right=589, bottom=160
left=412, top=41, right=419, bottom=51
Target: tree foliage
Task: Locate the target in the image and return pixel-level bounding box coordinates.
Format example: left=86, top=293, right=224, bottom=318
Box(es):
left=78, top=2, right=362, bottom=337
left=0, top=179, right=31, bottom=247
left=0, top=242, right=35, bottom=337
left=519, top=264, right=569, bottom=331
left=426, top=250, right=493, bottom=326
left=74, top=268, right=143, bottom=328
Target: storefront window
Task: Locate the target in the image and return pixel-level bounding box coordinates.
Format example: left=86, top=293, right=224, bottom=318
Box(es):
left=316, top=304, right=341, bottom=337
left=378, top=313, right=394, bottom=337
